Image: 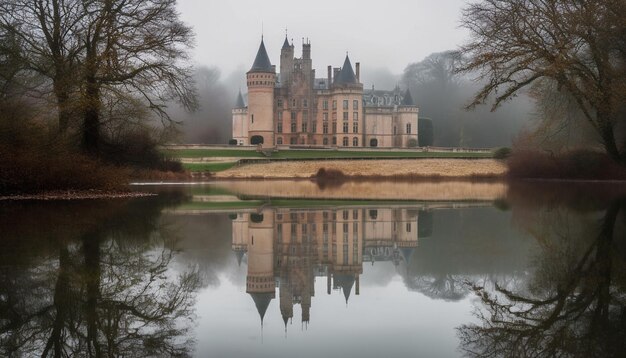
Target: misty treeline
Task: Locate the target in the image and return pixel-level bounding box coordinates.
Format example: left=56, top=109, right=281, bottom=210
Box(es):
left=402, top=51, right=531, bottom=148
left=168, top=66, right=241, bottom=144
left=0, top=0, right=195, bottom=163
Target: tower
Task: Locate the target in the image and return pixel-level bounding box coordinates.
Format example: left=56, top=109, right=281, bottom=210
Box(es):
left=247, top=38, right=276, bottom=148
left=232, top=90, right=248, bottom=145
left=396, top=89, right=419, bottom=147
left=246, top=209, right=276, bottom=324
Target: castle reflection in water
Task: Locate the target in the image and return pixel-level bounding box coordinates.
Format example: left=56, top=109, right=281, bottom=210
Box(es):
left=231, top=207, right=428, bottom=327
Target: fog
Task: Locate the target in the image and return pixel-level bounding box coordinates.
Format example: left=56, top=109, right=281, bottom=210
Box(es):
left=172, top=0, right=536, bottom=147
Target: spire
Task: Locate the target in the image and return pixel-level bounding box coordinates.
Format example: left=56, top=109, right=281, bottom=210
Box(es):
left=250, top=38, right=273, bottom=72
left=399, top=247, right=416, bottom=265
left=234, top=249, right=245, bottom=266
left=234, top=90, right=246, bottom=109
left=334, top=274, right=356, bottom=304
left=334, top=54, right=358, bottom=85
left=402, top=89, right=415, bottom=106
left=282, top=34, right=290, bottom=49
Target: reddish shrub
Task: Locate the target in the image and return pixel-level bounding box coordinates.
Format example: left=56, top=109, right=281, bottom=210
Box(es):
left=507, top=150, right=626, bottom=181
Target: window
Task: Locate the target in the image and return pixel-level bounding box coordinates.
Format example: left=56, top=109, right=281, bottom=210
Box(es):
left=277, top=137, right=283, bottom=144
left=290, top=137, right=297, bottom=144
left=277, top=98, right=283, bottom=107
left=332, top=112, right=337, bottom=121
left=312, top=121, right=317, bottom=132
left=406, top=223, right=411, bottom=232
left=291, top=122, right=296, bottom=132
left=343, top=137, right=349, bottom=146
left=277, top=121, right=283, bottom=133
left=323, top=112, right=328, bottom=121
left=369, top=209, right=378, bottom=219
left=302, top=122, right=307, bottom=132
left=343, top=210, right=349, bottom=220
left=353, top=100, right=359, bottom=110
left=303, top=111, right=308, bottom=121
left=353, top=210, right=358, bottom=220
left=343, top=100, right=349, bottom=110
left=353, top=137, right=358, bottom=146
left=370, top=138, right=378, bottom=147
left=292, top=98, right=297, bottom=107
left=278, top=111, right=283, bottom=120
left=342, top=122, right=348, bottom=133
left=333, top=136, right=337, bottom=145
left=323, top=100, right=329, bottom=110
left=406, top=123, right=412, bottom=134
left=303, top=99, right=308, bottom=108
left=332, top=100, right=337, bottom=110
left=251, top=114, right=254, bottom=123
left=353, top=112, right=358, bottom=121
left=323, top=137, right=329, bottom=145
left=353, top=122, right=358, bottom=133
left=394, top=126, right=397, bottom=135
left=343, top=112, right=349, bottom=121
left=323, top=122, right=329, bottom=134
left=291, top=111, right=297, bottom=120
left=332, top=122, right=337, bottom=133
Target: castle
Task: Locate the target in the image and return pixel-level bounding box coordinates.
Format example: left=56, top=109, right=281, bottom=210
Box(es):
left=232, top=36, right=419, bottom=148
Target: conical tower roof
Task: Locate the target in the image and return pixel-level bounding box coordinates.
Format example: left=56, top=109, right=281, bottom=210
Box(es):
left=400, top=247, right=415, bottom=265
left=402, top=89, right=415, bottom=106
left=234, top=90, right=246, bottom=108
left=334, top=55, right=358, bottom=85
left=249, top=292, right=274, bottom=323
left=250, top=38, right=273, bottom=72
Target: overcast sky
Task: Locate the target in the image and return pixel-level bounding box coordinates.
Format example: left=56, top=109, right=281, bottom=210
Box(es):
left=177, top=0, right=469, bottom=79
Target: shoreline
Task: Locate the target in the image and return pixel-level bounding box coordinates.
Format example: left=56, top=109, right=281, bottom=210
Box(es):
left=0, top=190, right=156, bottom=201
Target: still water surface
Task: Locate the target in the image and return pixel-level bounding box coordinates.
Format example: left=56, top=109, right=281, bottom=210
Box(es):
left=1, top=181, right=625, bottom=357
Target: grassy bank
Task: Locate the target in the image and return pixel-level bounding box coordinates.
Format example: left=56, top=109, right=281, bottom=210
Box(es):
left=166, top=148, right=493, bottom=160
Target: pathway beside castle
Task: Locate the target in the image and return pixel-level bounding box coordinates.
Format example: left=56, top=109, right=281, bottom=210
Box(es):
left=213, top=159, right=507, bottom=179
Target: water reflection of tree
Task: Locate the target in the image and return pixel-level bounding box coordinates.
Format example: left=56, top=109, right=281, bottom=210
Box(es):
left=0, top=196, right=201, bottom=357
left=459, top=199, right=626, bottom=358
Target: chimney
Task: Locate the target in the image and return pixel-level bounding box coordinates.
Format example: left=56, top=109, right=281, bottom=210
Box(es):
left=327, top=65, right=332, bottom=87
left=356, top=62, right=360, bottom=82
left=333, top=68, right=340, bottom=82
left=303, top=43, right=311, bottom=60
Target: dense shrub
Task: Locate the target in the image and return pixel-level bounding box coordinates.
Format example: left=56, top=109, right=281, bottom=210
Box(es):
left=493, top=147, right=512, bottom=159
left=507, top=150, right=626, bottom=180
left=229, top=139, right=237, bottom=145
left=407, top=138, right=418, bottom=148
left=100, top=130, right=183, bottom=172
left=418, top=117, right=434, bottom=146
left=0, top=145, right=129, bottom=195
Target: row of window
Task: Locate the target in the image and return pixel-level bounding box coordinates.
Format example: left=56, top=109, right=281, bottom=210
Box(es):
left=276, top=137, right=360, bottom=146
left=277, top=111, right=359, bottom=122
left=277, top=98, right=360, bottom=110
left=276, top=121, right=359, bottom=134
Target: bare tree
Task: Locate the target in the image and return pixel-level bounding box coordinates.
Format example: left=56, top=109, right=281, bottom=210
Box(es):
left=460, top=0, right=626, bottom=163
left=0, top=0, right=196, bottom=154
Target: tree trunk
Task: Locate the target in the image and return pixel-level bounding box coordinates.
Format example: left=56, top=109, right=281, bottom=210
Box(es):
left=82, top=77, right=101, bottom=156
left=53, top=80, right=71, bottom=134
left=83, top=232, right=102, bottom=357
left=599, top=121, right=623, bottom=164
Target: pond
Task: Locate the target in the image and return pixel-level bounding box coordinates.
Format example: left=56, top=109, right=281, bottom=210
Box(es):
left=1, top=181, right=625, bottom=357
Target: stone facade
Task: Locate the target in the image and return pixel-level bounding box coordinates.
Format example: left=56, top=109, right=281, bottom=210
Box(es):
left=232, top=36, right=419, bottom=148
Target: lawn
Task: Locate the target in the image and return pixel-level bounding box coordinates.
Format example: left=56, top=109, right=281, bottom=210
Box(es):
left=182, top=162, right=237, bottom=172
left=166, top=149, right=265, bottom=158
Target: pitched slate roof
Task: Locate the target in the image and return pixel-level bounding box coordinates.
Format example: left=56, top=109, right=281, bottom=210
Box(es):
left=334, top=55, right=358, bottom=85
left=250, top=38, right=273, bottom=72
left=282, top=36, right=291, bottom=49
left=402, top=89, right=415, bottom=106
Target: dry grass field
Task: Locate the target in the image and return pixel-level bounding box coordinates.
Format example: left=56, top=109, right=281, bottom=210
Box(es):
left=213, top=159, right=507, bottom=179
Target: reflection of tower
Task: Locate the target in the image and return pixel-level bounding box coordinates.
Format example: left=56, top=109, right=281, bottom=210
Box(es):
left=246, top=209, right=276, bottom=324
left=231, top=213, right=249, bottom=266
left=362, top=208, right=419, bottom=267
left=275, top=210, right=317, bottom=329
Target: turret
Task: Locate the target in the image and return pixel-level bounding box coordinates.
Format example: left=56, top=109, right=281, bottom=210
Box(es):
left=247, top=37, right=276, bottom=148
left=232, top=90, right=248, bottom=145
